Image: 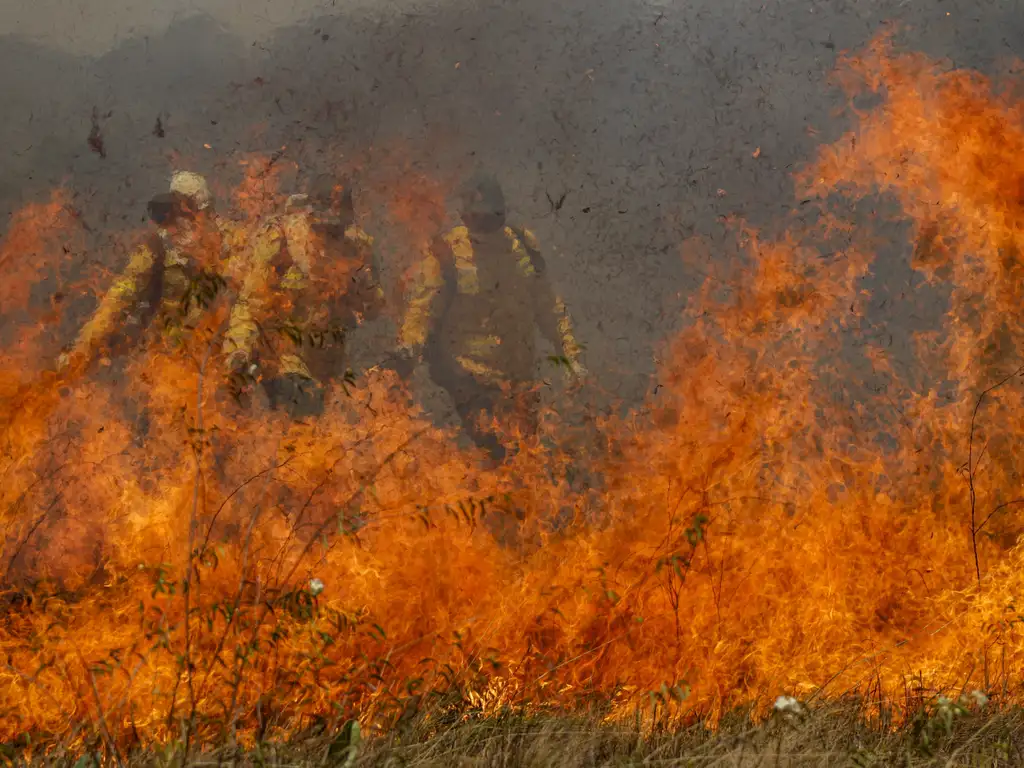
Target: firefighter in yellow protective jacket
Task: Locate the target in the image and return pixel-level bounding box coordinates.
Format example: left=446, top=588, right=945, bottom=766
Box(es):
left=395, top=172, right=585, bottom=461
left=58, top=171, right=249, bottom=372
left=223, top=174, right=384, bottom=417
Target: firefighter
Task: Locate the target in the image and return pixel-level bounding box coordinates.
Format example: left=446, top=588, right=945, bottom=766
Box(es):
left=58, top=171, right=248, bottom=372
left=223, top=174, right=385, bottom=418
left=395, top=172, right=585, bottom=461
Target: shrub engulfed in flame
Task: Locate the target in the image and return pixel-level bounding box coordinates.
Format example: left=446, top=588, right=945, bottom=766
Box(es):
left=5, top=34, right=1024, bottom=757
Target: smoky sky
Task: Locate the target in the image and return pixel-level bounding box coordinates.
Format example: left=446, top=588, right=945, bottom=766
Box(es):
left=2, top=0, right=1022, bottom=402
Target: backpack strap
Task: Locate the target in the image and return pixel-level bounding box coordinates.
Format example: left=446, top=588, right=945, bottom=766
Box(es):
left=136, top=231, right=168, bottom=330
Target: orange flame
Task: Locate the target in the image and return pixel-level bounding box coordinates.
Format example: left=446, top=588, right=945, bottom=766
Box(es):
left=6, top=36, right=1024, bottom=757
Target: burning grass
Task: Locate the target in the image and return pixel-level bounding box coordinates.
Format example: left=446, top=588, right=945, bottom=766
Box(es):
left=5, top=33, right=1024, bottom=762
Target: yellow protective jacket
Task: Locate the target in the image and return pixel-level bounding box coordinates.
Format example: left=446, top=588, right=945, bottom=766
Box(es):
left=71, top=217, right=249, bottom=360
left=223, top=211, right=383, bottom=379
left=399, top=225, right=581, bottom=383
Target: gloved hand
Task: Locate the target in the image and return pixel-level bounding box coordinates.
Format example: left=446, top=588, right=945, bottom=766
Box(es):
left=549, top=354, right=587, bottom=384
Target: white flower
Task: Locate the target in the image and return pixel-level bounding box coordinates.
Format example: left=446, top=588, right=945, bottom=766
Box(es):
left=970, top=690, right=989, bottom=709
left=309, top=578, right=325, bottom=596
left=773, top=695, right=804, bottom=716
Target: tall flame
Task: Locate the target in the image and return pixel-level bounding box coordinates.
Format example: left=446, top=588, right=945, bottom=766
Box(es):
left=4, top=35, right=1024, bottom=756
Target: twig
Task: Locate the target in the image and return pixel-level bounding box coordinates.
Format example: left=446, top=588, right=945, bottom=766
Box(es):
left=270, top=425, right=427, bottom=589
left=963, top=365, right=1024, bottom=587
left=2, top=492, right=63, bottom=582
left=78, top=651, right=125, bottom=768
left=977, top=498, right=1024, bottom=536
left=221, top=452, right=282, bottom=745
left=197, top=457, right=294, bottom=558
left=194, top=455, right=289, bottom=721
left=185, top=350, right=212, bottom=751
left=220, top=427, right=430, bottom=739
left=179, top=319, right=231, bottom=754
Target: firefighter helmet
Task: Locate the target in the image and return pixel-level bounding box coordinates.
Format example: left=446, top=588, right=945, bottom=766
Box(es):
left=169, top=171, right=213, bottom=211
left=459, top=172, right=506, bottom=233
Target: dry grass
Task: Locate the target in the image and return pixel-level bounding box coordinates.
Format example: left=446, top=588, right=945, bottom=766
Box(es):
left=23, top=703, right=1024, bottom=767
